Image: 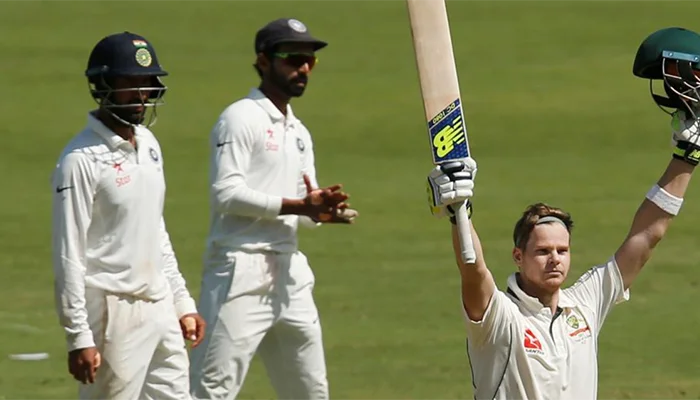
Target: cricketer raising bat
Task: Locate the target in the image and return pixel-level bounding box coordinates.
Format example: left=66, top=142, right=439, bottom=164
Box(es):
left=406, top=0, right=476, bottom=264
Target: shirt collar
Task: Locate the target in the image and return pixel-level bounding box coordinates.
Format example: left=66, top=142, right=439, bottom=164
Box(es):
left=247, top=88, right=299, bottom=125
left=506, top=273, right=574, bottom=313
left=87, top=111, right=138, bottom=150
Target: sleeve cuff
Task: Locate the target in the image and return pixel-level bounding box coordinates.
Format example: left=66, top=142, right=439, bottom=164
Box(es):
left=66, top=331, right=95, bottom=352
left=264, top=196, right=283, bottom=219
left=609, top=256, right=630, bottom=304
left=174, top=297, right=198, bottom=319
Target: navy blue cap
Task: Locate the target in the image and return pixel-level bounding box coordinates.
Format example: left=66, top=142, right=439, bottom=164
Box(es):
left=254, top=18, right=327, bottom=54
left=85, top=31, right=167, bottom=78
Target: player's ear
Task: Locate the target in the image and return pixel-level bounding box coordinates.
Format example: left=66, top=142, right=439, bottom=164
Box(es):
left=256, top=53, right=271, bottom=74
left=512, top=247, right=523, bottom=267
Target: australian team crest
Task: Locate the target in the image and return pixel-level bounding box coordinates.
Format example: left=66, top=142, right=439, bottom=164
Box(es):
left=149, top=148, right=159, bottom=163
left=566, top=315, right=579, bottom=329
left=296, top=138, right=305, bottom=153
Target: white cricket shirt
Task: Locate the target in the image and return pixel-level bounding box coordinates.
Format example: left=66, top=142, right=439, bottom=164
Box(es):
left=464, top=257, right=630, bottom=400
left=51, top=112, right=197, bottom=352
left=205, top=88, right=319, bottom=258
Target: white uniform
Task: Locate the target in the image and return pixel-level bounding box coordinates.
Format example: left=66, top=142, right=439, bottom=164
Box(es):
left=464, top=257, right=630, bottom=399
left=190, top=88, right=328, bottom=400
left=51, top=112, right=197, bottom=400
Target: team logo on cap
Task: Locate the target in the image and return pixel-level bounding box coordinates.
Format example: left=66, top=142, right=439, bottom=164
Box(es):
left=135, top=48, right=152, bottom=67
left=288, top=19, right=307, bottom=33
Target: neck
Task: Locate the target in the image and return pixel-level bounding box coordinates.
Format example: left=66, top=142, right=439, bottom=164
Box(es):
left=258, top=83, right=289, bottom=116
left=96, top=109, right=136, bottom=145
left=516, top=274, right=559, bottom=314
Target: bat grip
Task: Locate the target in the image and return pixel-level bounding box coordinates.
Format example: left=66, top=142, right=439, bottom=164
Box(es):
left=454, top=201, right=476, bottom=264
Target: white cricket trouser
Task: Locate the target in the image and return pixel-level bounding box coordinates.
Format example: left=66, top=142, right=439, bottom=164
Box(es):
left=189, top=250, right=328, bottom=400
left=79, top=288, right=191, bottom=400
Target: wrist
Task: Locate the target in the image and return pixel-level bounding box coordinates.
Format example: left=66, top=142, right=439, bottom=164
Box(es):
left=646, top=183, right=683, bottom=215
left=280, top=198, right=307, bottom=216
left=67, top=331, right=95, bottom=352
left=449, top=201, right=473, bottom=225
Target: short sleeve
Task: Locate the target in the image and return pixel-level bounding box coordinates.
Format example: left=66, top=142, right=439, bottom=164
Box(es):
left=564, top=256, right=630, bottom=332
left=464, top=290, right=515, bottom=347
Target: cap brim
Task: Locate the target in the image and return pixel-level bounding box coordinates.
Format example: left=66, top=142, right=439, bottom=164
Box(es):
left=86, top=66, right=169, bottom=77
left=266, top=37, right=328, bottom=52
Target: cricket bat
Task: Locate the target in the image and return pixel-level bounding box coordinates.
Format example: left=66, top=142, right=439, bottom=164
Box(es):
left=406, top=0, right=476, bottom=264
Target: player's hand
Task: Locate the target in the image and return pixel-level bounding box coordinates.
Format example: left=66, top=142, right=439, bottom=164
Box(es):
left=315, top=205, right=359, bottom=224
left=427, top=158, right=477, bottom=219
left=671, top=110, right=700, bottom=166
left=180, top=313, right=206, bottom=348
left=68, top=347, right=101, bottom=384
left=302, top=175, right=350, bottom=220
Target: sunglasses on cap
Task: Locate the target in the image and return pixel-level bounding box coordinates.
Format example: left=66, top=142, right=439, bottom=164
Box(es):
left=273, top=52, right=318, bottom=69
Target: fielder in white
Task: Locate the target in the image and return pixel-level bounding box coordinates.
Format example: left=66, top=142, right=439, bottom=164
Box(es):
left=189, top=18, right=358, bottom=400
left=427, top=27, right=700, bottom=399
left=51, top=32, right=205, bottom=400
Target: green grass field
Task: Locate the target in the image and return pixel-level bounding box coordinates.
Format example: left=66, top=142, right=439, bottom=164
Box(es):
left=2, top=0, right=700, bottom=398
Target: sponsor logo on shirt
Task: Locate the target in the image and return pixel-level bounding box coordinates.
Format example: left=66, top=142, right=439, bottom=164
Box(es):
left=297, top=137, right=305, bottom=153
left=524, top=328, right=544, bottom=355
left=113, top=162, right=131, bottom=187
left=265, top=129, right=279, bottom=151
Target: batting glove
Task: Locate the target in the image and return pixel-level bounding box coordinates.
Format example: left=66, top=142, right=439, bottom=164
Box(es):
left=671, top=110, right=700, bottom=166
left=427, top=158, right=476, bottom=223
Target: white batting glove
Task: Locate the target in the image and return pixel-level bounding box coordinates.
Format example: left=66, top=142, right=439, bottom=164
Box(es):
left=671, top=110, right=700, bottom=166
left=426, top=158, right=477, bottom=220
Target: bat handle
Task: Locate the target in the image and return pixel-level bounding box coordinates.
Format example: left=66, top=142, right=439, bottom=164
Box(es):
left=454, top=201, right=476, bottom=264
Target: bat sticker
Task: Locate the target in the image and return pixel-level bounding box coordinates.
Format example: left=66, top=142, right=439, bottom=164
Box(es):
left=428, top=99, right=469, bottom=163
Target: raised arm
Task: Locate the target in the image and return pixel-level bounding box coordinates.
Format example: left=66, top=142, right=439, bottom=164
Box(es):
left=451, top=221, right=496, bottom=322
left=615, top=112, right=698, bottom=290
left=428, top=159, right=496, bottom=322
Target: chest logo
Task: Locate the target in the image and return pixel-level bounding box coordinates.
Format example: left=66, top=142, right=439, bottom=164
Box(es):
left=524, top=329, right=544, bottom=355
left=265, top=129, right=279, bottom=152
left=296, top=137, right=305, bottom=153
left=565, top=311, right=592, bottom=342
left=566, top=315, right=579, bottom=329
left=149, top=148, right=159, bottom=163
left=113, top=162, right=124, bottom=174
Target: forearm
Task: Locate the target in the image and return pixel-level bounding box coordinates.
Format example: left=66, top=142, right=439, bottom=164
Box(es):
left=160, top=222, right=197, bottom=318
left=628, top=158, right=693, bottom=241
left=452, top=223, right=496, bottom=321
left=53, top=261, right=93, bottom=351
left=616, top=158, right=695, bottom=288
left=165, top=274, right=197, bottom=318
left=212, top=181, right=283, bottom=218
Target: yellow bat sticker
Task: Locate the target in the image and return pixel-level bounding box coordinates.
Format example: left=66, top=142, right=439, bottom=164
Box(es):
left=428, top=99, right=469, bottom=163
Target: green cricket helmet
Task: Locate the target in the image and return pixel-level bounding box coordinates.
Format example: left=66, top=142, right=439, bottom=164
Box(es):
left=633, top=27, right=700, bottom=118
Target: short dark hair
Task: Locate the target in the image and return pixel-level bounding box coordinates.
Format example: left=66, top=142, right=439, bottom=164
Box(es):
left=512, top=203, right=574, bottom=250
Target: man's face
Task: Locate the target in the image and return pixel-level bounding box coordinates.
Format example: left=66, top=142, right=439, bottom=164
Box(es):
left=262, top=43, right=317, bottom=97
left=108, top=75, right=154, bottom=125
left=513, top=223, right=571, bottom=293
